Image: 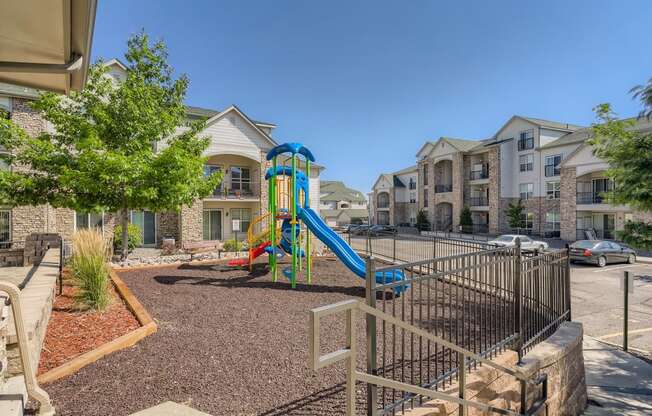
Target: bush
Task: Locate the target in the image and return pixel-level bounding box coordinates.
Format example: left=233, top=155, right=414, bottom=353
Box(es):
left=71, top=229, right=110, bottom=310
left=223, top=239, right=245, bottom=252
left=618, top=220, right=652, bottom=250
left=416, top=209, right=430, bottom=231
left=113, top=223, right=143, bottom=252
left=460, top=205, right=473, bottom=233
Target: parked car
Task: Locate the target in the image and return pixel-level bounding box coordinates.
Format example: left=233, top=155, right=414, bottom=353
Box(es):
left=488, top=234, right=548, bottom=252
left=369, top=225, right=396, bottom=236
left=570, top=240, right=636, bottom=267
left=341, top=224, right=358, bottom=233
left=352, top=225, right=370, bottom=235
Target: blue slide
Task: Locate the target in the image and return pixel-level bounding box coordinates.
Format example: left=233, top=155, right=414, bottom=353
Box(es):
left=299, top=206, right=406, bottom=293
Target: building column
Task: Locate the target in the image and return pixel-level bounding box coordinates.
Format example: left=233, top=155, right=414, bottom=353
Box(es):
left=560, top=167, right=577, bottom=241
left=179, top=200, right=203, bottom=245
left=451, top=153, right=464, bottom=228
left=488, top=147, right=501, bottom=234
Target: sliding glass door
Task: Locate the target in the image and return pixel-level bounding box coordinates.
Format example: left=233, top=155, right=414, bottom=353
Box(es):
left=131, top=210, right=156, bottom=246
left=203, top=209, right=222, bottom=241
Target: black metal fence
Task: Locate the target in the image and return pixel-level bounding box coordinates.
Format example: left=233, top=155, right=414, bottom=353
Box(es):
left=341, top=230, right=495, bottom=264
left=363, top=241, right=570, bottom=415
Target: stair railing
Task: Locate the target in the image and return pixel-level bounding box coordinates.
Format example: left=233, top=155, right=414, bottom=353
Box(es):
left=0, top=282, right=54, bottom=415
left=309, top=299, right=547, bottom=416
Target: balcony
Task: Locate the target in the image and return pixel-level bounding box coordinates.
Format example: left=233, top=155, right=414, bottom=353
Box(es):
left=468, top=196, right=488, bottom=207
left=469, top=165, right=489, bottom=180
left=576, top=192, right=605, bottom=205
left=208, top=183, right=257, bottom=200
left=434, top=184, right=453, bottom=193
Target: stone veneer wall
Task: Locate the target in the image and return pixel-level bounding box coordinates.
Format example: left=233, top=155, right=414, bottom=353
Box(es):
left=157, top=211, right=180, bottom=245
left=404, top=322, right=587, bottom=416
left=451, top=153, right=464, bottom=228
left=488, top=147, right=501, bottom=234
left=179, top=201, right=203, bottom=245
left=560, top=167, right=577, bottom=241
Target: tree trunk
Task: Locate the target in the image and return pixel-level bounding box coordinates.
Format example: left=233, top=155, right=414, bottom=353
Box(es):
left=121, top=208, right=130, bottom=260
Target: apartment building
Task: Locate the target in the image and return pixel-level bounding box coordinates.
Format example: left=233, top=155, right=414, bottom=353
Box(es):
left=0, top=60, right=323, bottom=248
left=375, top=115, right=652, bottom=241
left=319, top=181, right=368, bottom=226
left=371, top=165, right=418, bottom=226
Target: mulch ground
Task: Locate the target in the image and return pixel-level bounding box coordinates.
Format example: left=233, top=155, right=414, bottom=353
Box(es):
left=38, top=284, right=141, bottom=375
left=42, top=258, right=508, bottom=416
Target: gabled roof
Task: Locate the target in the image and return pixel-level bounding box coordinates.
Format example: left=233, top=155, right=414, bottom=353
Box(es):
left=320, top=180, right=366, bottom=202
left=392, top=165, right=417, bottom=175
left=417, top=137, right=485, bottom=157
left=202, top=104, right=277, bottom=147
left=185, top=104, right=276, bottom=128
left=492, top=115, right=583, bottom=140
left=539, top=128, right=592, bottom=149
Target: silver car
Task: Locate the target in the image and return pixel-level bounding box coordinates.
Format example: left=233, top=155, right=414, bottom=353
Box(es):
left=488, top=234, right=548, bottom=252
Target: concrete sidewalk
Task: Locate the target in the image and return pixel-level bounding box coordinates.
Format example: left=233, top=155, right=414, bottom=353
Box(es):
left=583, top=337, right=652, bottom=415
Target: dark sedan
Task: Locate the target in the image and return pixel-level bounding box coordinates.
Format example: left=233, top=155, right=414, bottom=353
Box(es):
left=570, top=240, right=636, bottom=267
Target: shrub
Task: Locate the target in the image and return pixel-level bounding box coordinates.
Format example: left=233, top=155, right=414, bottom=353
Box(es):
left=416, top=209, right=430, bottom=231
left=113, top=223, right=143, bottom=252
left=460, top=205, right=473, bottom=233
left=223, top=239, right=245, bottom=252
left=71, top=229, right=110, bottom=310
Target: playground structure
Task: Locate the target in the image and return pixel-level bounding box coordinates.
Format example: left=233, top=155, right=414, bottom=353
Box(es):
left=229, top=142, right=405, bottom=290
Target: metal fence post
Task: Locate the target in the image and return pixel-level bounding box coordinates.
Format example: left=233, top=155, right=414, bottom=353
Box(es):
left=624, top=271, right=630, bottom=352
left=458, top=351, right=467, bottom=416
left=392, top=230, right=396, bottom=262
left=514, top=238, right=523, bottom=362
left=365, top=258, right=378, bottom=416
left=565, top=244, right=572, bottom=321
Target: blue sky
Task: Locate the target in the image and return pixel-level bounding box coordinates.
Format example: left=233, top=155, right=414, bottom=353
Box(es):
left=92, top=0, right=652, bottom=194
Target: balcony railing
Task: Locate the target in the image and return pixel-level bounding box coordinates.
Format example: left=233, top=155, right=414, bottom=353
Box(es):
left=209, top=184, right=256, bottom=199
left=469, top=165, right=489, bottom=180
left=576, top=228, right=614, bottom=240
left=468, top=197, right=489, bottom=207
left=434, top=184, right=453, bottom=193
left=576, top=192, right=605, bottom=204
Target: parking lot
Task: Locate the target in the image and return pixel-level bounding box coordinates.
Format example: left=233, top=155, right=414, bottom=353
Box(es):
left=571, top=261, right=652, bottom=352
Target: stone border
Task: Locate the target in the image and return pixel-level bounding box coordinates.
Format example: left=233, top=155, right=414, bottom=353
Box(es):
left=37, top=269, right=157, bottom=384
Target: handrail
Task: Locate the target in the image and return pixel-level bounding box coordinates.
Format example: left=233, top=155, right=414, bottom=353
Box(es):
left=0, top=282, right=55, bottom=415
left=309, top=299, right=547, bottom=416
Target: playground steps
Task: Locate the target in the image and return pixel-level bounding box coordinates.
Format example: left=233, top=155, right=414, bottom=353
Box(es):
left=130, top=401, right=212, bottom=416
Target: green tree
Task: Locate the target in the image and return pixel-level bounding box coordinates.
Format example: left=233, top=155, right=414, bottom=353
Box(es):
left=459, top=205, right=473, bottom=233
left=416, top=209, right=430, bottom=231
left=0, top=33, right=221, bottom=259
left=506, top=200, right=525, bottom=230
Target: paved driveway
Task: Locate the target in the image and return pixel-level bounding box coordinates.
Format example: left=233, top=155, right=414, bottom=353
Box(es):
left=571, top=261, right=652, bottom=352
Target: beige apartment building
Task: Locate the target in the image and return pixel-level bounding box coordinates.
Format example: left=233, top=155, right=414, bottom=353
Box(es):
left=0, top=60, right=322, bottom=249
left=372, top=115, right=652, bottom=241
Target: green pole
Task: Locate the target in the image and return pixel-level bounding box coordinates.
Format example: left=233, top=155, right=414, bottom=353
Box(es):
left=271, top=156, right=277, bottom=282
left=306, top=158, right=312, bottom=284
left=291, top=154, right=297, bottom=288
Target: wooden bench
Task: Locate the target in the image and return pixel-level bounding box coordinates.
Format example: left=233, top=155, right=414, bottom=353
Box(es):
left=182, top=241, right=222, bottom=260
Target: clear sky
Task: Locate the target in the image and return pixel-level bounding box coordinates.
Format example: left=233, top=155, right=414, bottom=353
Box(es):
left=91, top=0, right=652, bottom=194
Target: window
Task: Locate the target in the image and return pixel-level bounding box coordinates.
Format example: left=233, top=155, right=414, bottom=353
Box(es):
left=230, top=208, right=251, bottom=233
left=546, top=211, right=560, bottom=230
left=519, top=154, right=533, bottom=172
left=519, top=183, right=533, bottom=200
left=423, top=164, right=428, bottom=186
left=521, top=212, right=534, bottom=229
left=0, top=210, right=10, bottom=248
left=75, top=212, right=104, bottom=230
left=230, top=166, right=251, bottom=195
left=377, top=192, right=390, bottom=208
left=409, top=192, right=416, bottom=204
left=517, top=129, right=534, bottom=151
left=423, top=189, right=428, bottom=207
left=205, top=165, right=222, bottom=195
left=203, top=209, right=222, bottom=240
left=544, top=154, right=562, bottom=177
left=408, top=177, right=416, bottom=190
left=546, top=181, right=560, bottom=199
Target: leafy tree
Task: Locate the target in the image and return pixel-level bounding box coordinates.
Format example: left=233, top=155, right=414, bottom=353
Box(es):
left=630, top=77, right=652, bottom=119
left=459, top=205, right=473, bottom=233
left=618, top=221, right=652, bottom=250
left=506, top=200, right=525, bottom=229
left=0, top=32, right=221, bottom=259
left=416, top=209, right=430, bottom=231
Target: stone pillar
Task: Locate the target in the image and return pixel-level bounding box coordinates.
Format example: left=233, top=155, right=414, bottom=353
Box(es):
left=259, top=151, right=271, bottom=218
left=560, top=167, right=577, bottom=241
left=451, top=153, right=464, bottom=228
left=180, top=200, right=203, bottom=244
left=488, top=147, right=501, bottom=234
left=156, top=211, right=180, bottom=246
left=389, top=188, right=396, bottom=226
